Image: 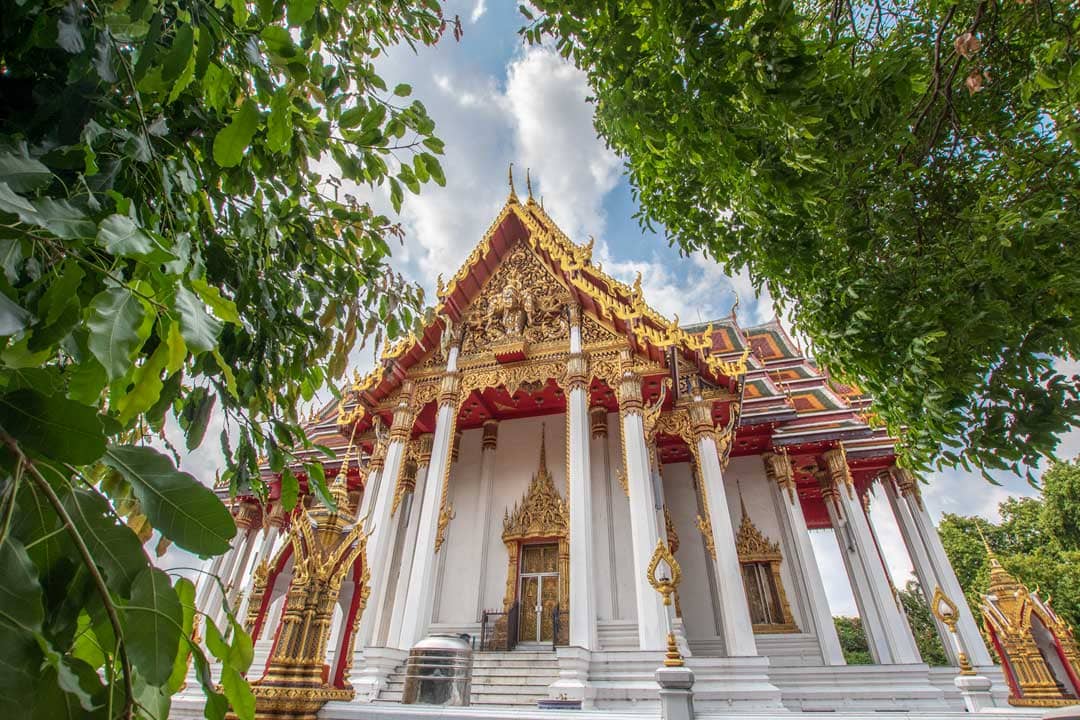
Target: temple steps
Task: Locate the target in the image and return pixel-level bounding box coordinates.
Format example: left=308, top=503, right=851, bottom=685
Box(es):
left=376, top=650, right=560, bottom=707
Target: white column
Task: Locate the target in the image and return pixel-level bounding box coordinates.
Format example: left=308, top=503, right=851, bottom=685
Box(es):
left=617, top=357, right=668, bottom=650
left=764, top=452, right=845, bottom=665
left=357, top=382, right=417, bottom=649
left=821, top=449, right=921, bottom=664
left=887, top=468, right=993, bottom=668
left=195, top=551, right=228, bottom=613
left=397, top=348, right=461, bottom=649
left=217, top=525, right=259, bottom=629
left=690, top=398, right=757, bottom=657
left=591, top=407, right=619, bottom=620
left=386, top=438, right=432, bottom=648
left=473, top=420, right=499, bottom=621
left=566, top=348, right=597, bottom=650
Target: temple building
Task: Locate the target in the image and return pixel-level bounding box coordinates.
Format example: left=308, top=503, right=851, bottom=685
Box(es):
left=181, top=181, right=1046, bottom=718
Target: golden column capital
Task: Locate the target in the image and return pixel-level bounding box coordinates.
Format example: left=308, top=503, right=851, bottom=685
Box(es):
left=266, top=501, right=289, bottom=529
left=482, top=419, right=499, bottom=451
left=687, top=397, right=714, bottom=443
left=233, top=499, right=261, bottom=530
left=417, top=433, right=435, bottom=466
left=820, top=447, right=855, bottom=501
left=566, top=352, right=589, bottom=392
left=567, top=302, right=582, bottom=328
left=438, top=370, right=461, bottom=409
left=589, top=406, right=608, bottom=439
left=763, top=451, right=797, bottom=504
left=389, top=380, right=417, bottom=442
left=890, top=466, right=925, bottom=510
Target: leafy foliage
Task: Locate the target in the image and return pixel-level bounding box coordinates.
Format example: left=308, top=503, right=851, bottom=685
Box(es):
left=524, top=0, right=1080, bottom=479
left=834, top=615, right=873, bottom=665
left=938, top=473, right=1080, bottom=631
left=0, top=0, right=455, bottom=715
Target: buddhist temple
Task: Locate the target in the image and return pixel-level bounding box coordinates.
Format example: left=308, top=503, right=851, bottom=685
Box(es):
left=175, top=181, right=1053, bottom=718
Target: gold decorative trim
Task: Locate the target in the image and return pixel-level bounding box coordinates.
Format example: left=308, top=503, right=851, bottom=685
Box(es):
left=735, top=506, right=799, bottom=633
left=763, top=451, right=796, bottom=504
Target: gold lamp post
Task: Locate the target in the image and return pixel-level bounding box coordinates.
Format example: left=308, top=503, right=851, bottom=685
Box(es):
left=647, top=538, right=684, bottom=668
left=931, top=585, right=975, bottom=675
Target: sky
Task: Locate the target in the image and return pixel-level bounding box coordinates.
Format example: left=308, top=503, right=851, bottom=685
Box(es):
left=162, top=0, right=1077, bottom=618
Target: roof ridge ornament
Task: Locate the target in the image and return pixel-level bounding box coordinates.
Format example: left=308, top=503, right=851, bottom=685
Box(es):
left=526, top=167, right=534, bottom=201
left=508, top=162, right=518, bottom=202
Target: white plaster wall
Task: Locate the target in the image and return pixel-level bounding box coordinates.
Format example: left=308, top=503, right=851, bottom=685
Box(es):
left=722, top=455, right=808, bottom=633
left=607, top=412, right=638, bottom=624
left=433, top=426, right=484, bottom=623
left=432, top=414, right=570, bottom=624
left=591, top=420, right=615, bottom=621
left=662, top=461, right=721, bottom=643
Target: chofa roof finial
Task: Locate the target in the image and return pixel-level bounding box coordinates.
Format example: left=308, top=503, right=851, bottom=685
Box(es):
left=508, top=162, right=518, bottom=202
left=526, top=168, right=533, bottom=200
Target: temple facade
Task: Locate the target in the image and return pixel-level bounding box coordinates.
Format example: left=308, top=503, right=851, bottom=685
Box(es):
left=181, top=183, right=1044, bottom=718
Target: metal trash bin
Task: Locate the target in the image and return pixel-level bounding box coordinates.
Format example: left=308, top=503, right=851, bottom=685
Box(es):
left=401, top=633, right=473, bottom=706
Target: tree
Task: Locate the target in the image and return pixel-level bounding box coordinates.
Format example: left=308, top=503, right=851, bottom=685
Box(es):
left=522, top=0, right=1080, bottom=480
left=938, top=494, right=1080, bottom=631
left=0, top=0, right=454, bottom=717
left=1040, top=458, right=1080, bottom=550
left=834, top=615, right=873, bottom=665
left=898, top=580, right=949, bottom=666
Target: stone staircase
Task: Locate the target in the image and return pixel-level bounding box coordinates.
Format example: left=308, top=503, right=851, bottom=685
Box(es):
left=377, top=649, right=560, bottom=707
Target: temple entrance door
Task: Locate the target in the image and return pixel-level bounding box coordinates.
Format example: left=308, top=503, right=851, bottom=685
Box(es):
left=518, top=543, right=559, bottom=643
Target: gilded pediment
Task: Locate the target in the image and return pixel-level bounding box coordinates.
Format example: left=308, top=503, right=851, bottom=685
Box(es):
left=461, top=242, right=572, bottom=356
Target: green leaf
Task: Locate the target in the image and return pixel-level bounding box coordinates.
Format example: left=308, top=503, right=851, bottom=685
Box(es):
left=0, top=292, right=33, bottom=337
left=67, top=358, right=108, bottom=405
left=34, top=198, right=95, bottom=239
left=175, top=284, right=222, bottom=353
left=103, top=444, right=236, bottom=555
left=286, top=0, right=317, bottom=26
left=179, top=386, right=216, bottom=450
left=389, top=176, right=403, bottom=213
left=164, top=319, right=187, bottom=374
left=39, top=644, right=100, bottom=712
left=0, top=237, right=24, bottom=283
left=115, top=339, right=170, bottom=424
left=64, top=487, right=148, bottom=597
left=279, top=466, right=299, bottom=511
left=393, top=83, right=412, bottom=97
left=305, top=462, right=333, bottom=509
left=0, top=182, right=41, bottom=225
left=267, top=89, right=293, bottom=153
left=204, top=618, right=229, bottom=663
left=0, top=389, right=105, bottom=464
left=38, top=260, right=84, bottom=325
left=228, top=619, right=253, bottom=672
left=161, top=25, right=194, bottom=82
left=0, top=153, right=51, bottom=192
left=86, top=287, right=148, bottom=380
left=166, top=577, right=196, bottom=693
left=221, top=665, right=255, bottom=720
left=212, top=349, right=238, bottom=399
left=0, top=537, right=44, bottom=634
left=123, top=567, right=182, bottom=686
left=421, top=153, right=445, bottom=186
left=213, top=99, right=260, bottom=168
left=97, top=214, right=175, bottom=261
left=192, top=278, right=241, bottom=325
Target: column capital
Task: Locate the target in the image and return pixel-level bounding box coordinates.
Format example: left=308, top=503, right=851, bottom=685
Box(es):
left=417, top=433, right=435, bottom=466
left=233, top=499, right=262, bottom=530
left=589, top=406, right=608, bottom=438
left=482, top=419, right=499, bottom=451
left=889, top=466, right=924, bottom=510
left=566, top=352, right=588, bottom=391
left=266, top=501, right=289, bottom=529
left=389, top=380, right=417, bottom=442
left=567, top=302, right=582, bottom=328
left=437, top=370, right=461, bottom=409
left=821, top=447, right=855, bottom=500
left=688, top=397, right=715, bottom=442
left=763, top=451, right=797, bottom=504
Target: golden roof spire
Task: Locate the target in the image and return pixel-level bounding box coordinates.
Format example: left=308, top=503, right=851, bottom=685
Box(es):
left=508, top=163, right=518, bottom=202
left=526, top=168, right=534, bottom=200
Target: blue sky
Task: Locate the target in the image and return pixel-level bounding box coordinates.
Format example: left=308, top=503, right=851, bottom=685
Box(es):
left=165, top=0, right=1074, bottom=617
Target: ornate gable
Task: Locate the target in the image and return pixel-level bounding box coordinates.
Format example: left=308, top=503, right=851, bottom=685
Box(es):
left=461, top=241, right=572, bottom=356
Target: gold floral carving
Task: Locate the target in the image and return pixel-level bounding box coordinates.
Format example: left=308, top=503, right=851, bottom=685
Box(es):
left=763, top=451, right=797, bottom=504
left=890, top=466, right=925, bottom=510
left=822, top=446, right=856, bottom=500
left=433, top=466, right=455, bottom=553
left=462, top=243, right=570, bottom=355
left=581, top=314, right=620, bottom=346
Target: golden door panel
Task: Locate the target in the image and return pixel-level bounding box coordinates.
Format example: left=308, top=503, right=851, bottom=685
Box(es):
left=539, top=575, right=558, bottom=642
left=521, top=543, right=558, bottom=574
left=519, top=576, right=539, bottom=641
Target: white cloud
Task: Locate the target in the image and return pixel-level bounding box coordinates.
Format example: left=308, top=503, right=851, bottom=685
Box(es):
left=469, top=0, right=486, bottom=23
